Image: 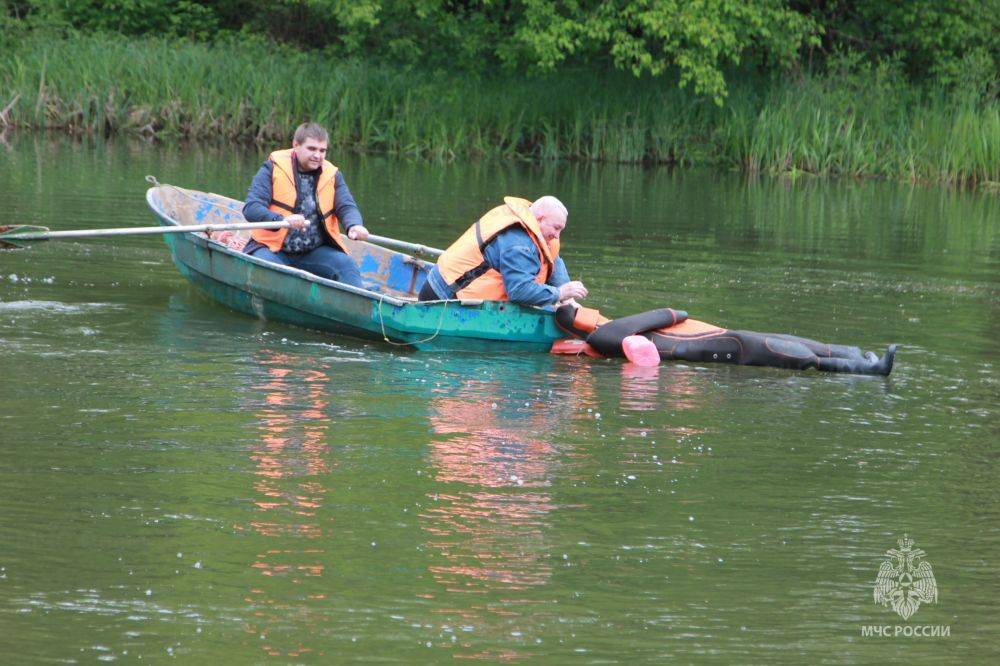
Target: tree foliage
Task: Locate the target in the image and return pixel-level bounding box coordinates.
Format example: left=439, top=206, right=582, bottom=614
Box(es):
left=3, top=0, right=997, bottom=102
left=794, top=1, right=999, bottom=95
left=506, top=1, right=818, bottom=100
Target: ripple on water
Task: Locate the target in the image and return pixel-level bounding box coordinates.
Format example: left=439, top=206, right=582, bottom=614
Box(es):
left=0, top=299, right=121, bottom=313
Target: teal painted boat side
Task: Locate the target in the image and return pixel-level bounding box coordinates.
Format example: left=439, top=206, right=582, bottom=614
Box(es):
left=146, top=186, right=565, bottom=351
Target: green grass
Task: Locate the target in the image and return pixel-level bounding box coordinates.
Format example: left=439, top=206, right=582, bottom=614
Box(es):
left=0, top=32, right=996, bottom=189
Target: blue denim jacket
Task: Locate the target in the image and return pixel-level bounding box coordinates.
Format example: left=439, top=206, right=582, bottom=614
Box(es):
left=242, top=159, right=363, bottom=230
left=425, top=227, right=571, bottom=306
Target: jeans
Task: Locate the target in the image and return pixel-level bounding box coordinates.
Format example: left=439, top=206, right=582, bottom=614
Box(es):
left=247, top=244, right=364, bottom=288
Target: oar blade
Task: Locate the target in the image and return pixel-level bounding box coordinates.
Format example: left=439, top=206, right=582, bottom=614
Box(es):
left=0, top=225, right=49, bottom=249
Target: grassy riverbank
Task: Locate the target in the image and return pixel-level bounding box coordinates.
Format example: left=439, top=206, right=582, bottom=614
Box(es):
left=1, top=33, right=996, bottom=188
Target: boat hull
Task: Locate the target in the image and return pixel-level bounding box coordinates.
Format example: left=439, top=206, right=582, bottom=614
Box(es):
left=147, top=186, right=565, bottom=352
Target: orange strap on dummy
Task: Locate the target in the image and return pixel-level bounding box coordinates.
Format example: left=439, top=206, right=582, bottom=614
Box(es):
left=574, top=306, right=608, bottom=333
left=551, top=304, right=610, bottom=356
left=554, top=305, right=609, bottom=339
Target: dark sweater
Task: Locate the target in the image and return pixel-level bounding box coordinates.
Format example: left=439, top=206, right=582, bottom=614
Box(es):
left=242, top=158, right=364, bottom=252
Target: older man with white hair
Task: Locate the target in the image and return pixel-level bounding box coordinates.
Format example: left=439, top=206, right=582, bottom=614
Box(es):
left=419, top=195, right=588, bottom=306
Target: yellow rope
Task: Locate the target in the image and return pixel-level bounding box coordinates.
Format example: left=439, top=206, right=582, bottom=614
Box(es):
left=377, top=292, right=450, bottom=347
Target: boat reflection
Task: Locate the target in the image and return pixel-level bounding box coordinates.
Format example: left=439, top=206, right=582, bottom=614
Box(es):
left=424, top=380, right=558, bottom=590
left=241, top=350, right=333, bottom=659
left=418, top=357, right=596, bottom=658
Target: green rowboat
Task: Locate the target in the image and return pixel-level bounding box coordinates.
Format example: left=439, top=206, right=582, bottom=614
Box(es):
left=145, top=185, right=566, bottom=351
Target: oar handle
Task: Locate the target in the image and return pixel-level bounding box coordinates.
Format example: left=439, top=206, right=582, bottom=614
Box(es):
left=0, top=220, right=295, bottom=241
left=366, top=234, right=443, bottom=258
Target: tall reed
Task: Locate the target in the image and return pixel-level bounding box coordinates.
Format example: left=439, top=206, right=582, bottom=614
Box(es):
left=0, top=33, right=996, bottom=188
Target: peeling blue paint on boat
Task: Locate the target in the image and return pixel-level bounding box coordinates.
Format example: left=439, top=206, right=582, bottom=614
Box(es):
left=358, top=254, right=381, bottom=275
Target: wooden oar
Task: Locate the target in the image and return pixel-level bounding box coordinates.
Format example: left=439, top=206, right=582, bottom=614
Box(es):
left=0, top=221, right=294, bottom=249
left=366, top=233, right=443, bottom=259
left=1, top=222, right=445, bottom=260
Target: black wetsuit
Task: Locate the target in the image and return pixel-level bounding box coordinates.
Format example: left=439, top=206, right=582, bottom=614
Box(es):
left=556, top=306, right=896, bottom=376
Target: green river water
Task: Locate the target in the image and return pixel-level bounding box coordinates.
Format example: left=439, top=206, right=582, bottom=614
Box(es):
left=0, top=136, right=997, bottom=663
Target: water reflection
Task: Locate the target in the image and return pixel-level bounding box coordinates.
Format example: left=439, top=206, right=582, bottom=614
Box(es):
left=242, top=350, right=333, bottom=659
left=418, top=358, right=595, bottom=658
left=250, top=352, right=331, bottom=519
left=424, top=380, right=557, bottom=590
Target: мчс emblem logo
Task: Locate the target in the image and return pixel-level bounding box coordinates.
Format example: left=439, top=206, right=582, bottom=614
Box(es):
left=874, top=535, right=938, bottom=620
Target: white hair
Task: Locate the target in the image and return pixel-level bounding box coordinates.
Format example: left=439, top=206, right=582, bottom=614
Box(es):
left=530, top=196, right=568, bottom=223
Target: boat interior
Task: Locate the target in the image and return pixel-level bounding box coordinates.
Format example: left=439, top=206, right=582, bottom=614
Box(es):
left=151, top=185, right=431, bottom=301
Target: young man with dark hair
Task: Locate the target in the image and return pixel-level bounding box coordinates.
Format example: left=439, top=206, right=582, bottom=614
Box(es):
left=242, top=122, right=370, bottom=288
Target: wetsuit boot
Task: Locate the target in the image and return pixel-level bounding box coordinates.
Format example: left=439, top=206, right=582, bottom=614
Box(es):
left=817, top=345, right=897, bottom=376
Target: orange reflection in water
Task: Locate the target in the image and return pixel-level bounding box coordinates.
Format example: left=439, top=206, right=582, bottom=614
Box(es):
left=241, top=351, right=333, bottom=658
left=420, top=366, right=595, bottom=659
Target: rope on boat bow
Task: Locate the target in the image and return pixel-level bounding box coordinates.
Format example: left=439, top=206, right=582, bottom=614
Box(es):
left=376, top=292, right=450, bottom=347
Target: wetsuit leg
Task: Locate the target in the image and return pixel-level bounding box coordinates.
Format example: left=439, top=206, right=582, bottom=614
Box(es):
left=723, top=331, right=895, bottom=374
left=817, top=345, right=896, bottom=375
left=651, top=329, right=895, bottom=375
left=648, top=330, right=817, bottom=369
left=729, top=331, right=820, bottom=370
left=740, top=332, right=894, bottom=373
left=647, top=330, right=744, bottom=365
left=765, top=333, right=865, bottom=360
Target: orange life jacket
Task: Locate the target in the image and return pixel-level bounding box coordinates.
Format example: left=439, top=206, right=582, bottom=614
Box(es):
left=251, top=148, right=346, bottom=252
left=436, top=197, right=560, bottom=301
